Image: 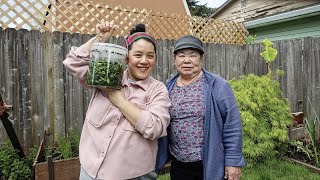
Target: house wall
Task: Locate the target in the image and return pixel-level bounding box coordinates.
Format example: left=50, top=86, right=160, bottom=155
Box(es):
left=248, top=15, right=320, bottom=42
left=212, top=0, right=319, bottom=22
left=51, top=0, right=189, bottom=35
left=74, top=0, right=188, bottom=15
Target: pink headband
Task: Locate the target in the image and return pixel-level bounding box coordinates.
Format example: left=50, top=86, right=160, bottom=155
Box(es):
left=126, top=32, right=156, bottom=49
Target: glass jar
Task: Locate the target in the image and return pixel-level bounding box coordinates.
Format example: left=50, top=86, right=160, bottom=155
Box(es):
left=87, top=43, right=128, bottom=89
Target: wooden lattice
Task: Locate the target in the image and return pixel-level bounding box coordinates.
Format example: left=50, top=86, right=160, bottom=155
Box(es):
left=0, top=0, right=249, bottom=44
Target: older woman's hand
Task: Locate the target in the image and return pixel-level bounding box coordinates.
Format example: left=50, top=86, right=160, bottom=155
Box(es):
left=224, top=166, right=242, bottom=180
left=0, top=103, right=12, bottom=116
left=95, top=20, right=118, bottom=43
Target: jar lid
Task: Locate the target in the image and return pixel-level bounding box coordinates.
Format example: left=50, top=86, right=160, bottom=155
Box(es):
left=91, top=43, right=128, bottom=56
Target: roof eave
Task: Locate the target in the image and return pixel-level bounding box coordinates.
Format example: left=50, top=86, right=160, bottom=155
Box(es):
left=183, top=0, right=191, bottom=16
left=209, top=0, right=235, bottom=18
left=244, top=4, right=320, bottom=29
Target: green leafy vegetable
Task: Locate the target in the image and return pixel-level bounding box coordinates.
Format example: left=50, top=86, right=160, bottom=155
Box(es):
left=87, top=59, right=124, bottom=89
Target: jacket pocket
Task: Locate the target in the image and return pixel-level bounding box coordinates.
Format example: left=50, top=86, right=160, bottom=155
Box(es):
left=87, top=92, right=112, bottom=127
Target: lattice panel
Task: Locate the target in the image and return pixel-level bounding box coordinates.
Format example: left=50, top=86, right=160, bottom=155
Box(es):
left=190, top=17, right=248, bottom=45
left=147, top=12, right=192, bottom=40
left=0, top=0, right=249, bottom=44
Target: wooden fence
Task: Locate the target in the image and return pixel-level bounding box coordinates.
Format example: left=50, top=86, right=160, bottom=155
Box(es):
left=0, top=28, right=319, bottom=151
left=0, top=0, right=248, bottom=44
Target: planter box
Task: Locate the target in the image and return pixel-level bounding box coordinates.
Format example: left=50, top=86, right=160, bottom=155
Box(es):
left=32, top=140, right=80, bottom=180
left=288, top=125, right=306, bottom=140
left=33, top=157, right=80, bottom=180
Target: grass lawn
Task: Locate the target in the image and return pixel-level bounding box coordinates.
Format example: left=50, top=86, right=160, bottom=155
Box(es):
left=157, top=158, right=320, bottom=180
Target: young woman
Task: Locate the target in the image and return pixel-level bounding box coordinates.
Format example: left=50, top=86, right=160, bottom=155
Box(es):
left=63, top=20, right=171, bottom=180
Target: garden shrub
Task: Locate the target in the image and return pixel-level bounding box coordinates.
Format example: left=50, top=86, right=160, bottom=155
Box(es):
left=0, top=140, right=38, bottom=180
left=229, top=74, right=292, bottom=165
left=229, top=38, right=292, bottom=165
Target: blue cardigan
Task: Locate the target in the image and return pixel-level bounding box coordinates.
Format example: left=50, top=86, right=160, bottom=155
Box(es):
left=156, top=69, right=245, bottom=180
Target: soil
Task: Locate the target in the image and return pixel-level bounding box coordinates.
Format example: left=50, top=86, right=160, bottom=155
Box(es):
left=285, top=143, right=319, bottom=168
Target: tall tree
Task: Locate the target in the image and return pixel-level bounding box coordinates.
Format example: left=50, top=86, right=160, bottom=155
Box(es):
left=186, top=0, right=215, bottom=17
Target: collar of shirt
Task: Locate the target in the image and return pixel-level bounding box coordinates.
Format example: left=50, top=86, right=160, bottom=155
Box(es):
left=122, top=69, right=151, bottom=91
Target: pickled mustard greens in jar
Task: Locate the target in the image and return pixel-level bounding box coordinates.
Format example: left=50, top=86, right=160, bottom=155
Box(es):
left=87, top=58, right=124, bottom=88
left=87, top=43, right=128, bottom=89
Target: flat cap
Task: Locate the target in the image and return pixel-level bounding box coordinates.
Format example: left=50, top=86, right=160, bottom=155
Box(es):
left=174, top=35, right=204, bottom=55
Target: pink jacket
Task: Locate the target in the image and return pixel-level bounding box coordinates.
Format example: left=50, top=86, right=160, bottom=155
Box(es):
left=63, top=46, right=171, bottom=179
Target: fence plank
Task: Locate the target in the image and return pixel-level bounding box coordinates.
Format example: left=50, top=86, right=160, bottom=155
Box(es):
left=18, top=29, right=32, bottom=150
left=29, top=30, right=44, bottom=146
left=53, top=31, right=66, bottom=138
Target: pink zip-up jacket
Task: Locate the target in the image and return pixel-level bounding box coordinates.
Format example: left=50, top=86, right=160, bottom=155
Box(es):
left=63, top=46, right=171, bottom=179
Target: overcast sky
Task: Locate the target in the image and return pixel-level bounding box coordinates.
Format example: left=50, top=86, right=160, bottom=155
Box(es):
left=198, top=0, right=228, bottom=8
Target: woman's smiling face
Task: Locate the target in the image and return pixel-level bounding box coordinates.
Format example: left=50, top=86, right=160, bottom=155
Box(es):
left=174, top=49, right=202, bottom=78
left=127, top=39, right=156, bottom=81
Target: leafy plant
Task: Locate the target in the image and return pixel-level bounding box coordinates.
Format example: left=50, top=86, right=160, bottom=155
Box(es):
left=229, top=74, right=292, bottom=165
left=260, top=38, right=278, bottom=73
left=229, top=38, right=291, bottom=165
left=45, top=129, right=81, bottom=161
left=245, top=34, right=256, bottom=45
left=287, top=140, right=313, bottom=161
left=304, top=114, right=320, bottom=166
left=87, top=59, right=124, bottom=89
left=69, top=129, right=80, bottom=157
left=56, top=136, right=72, bottom=159
left=0, top=140, right=38, bottom=180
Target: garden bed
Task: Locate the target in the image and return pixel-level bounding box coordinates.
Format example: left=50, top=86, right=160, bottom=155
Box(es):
left=33, top=157, right=80, bottom=180
left=32, top=130, right=81, bottom=180
left=283, top=156, right=320, bottom=174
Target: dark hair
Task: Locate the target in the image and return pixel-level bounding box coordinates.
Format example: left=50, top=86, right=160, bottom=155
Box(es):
left=127, top=23, right=156, bottom=52
left=129, top=23, right=146, bottom=35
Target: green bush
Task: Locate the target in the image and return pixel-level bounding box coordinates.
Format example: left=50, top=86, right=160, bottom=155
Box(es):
left=229, top=74, right=292, bottom=165
left=229, top=38, right=292, bottom=165
left=0, top=141, right=38, bottom=180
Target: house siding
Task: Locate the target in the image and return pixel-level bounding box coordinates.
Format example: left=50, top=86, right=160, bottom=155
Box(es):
left=70, top=0, right=188, bottom=15
left=212, top=0, right=319, bottom=22
left=248, top=15, right=320, bottom=42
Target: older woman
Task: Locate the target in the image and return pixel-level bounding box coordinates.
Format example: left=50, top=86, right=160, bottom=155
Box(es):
left=156, top=35, right=245, bottom=180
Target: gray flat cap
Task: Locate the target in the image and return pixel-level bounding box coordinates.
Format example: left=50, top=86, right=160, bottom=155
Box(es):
left=174, top=35, right=204, bottom=55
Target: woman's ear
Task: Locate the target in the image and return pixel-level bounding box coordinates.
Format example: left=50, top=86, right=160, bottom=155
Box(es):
left=125, top=56, right=129, bottom=64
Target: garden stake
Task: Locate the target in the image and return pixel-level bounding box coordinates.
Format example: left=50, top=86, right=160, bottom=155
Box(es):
left=0, top=92, right=25, bottom=158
